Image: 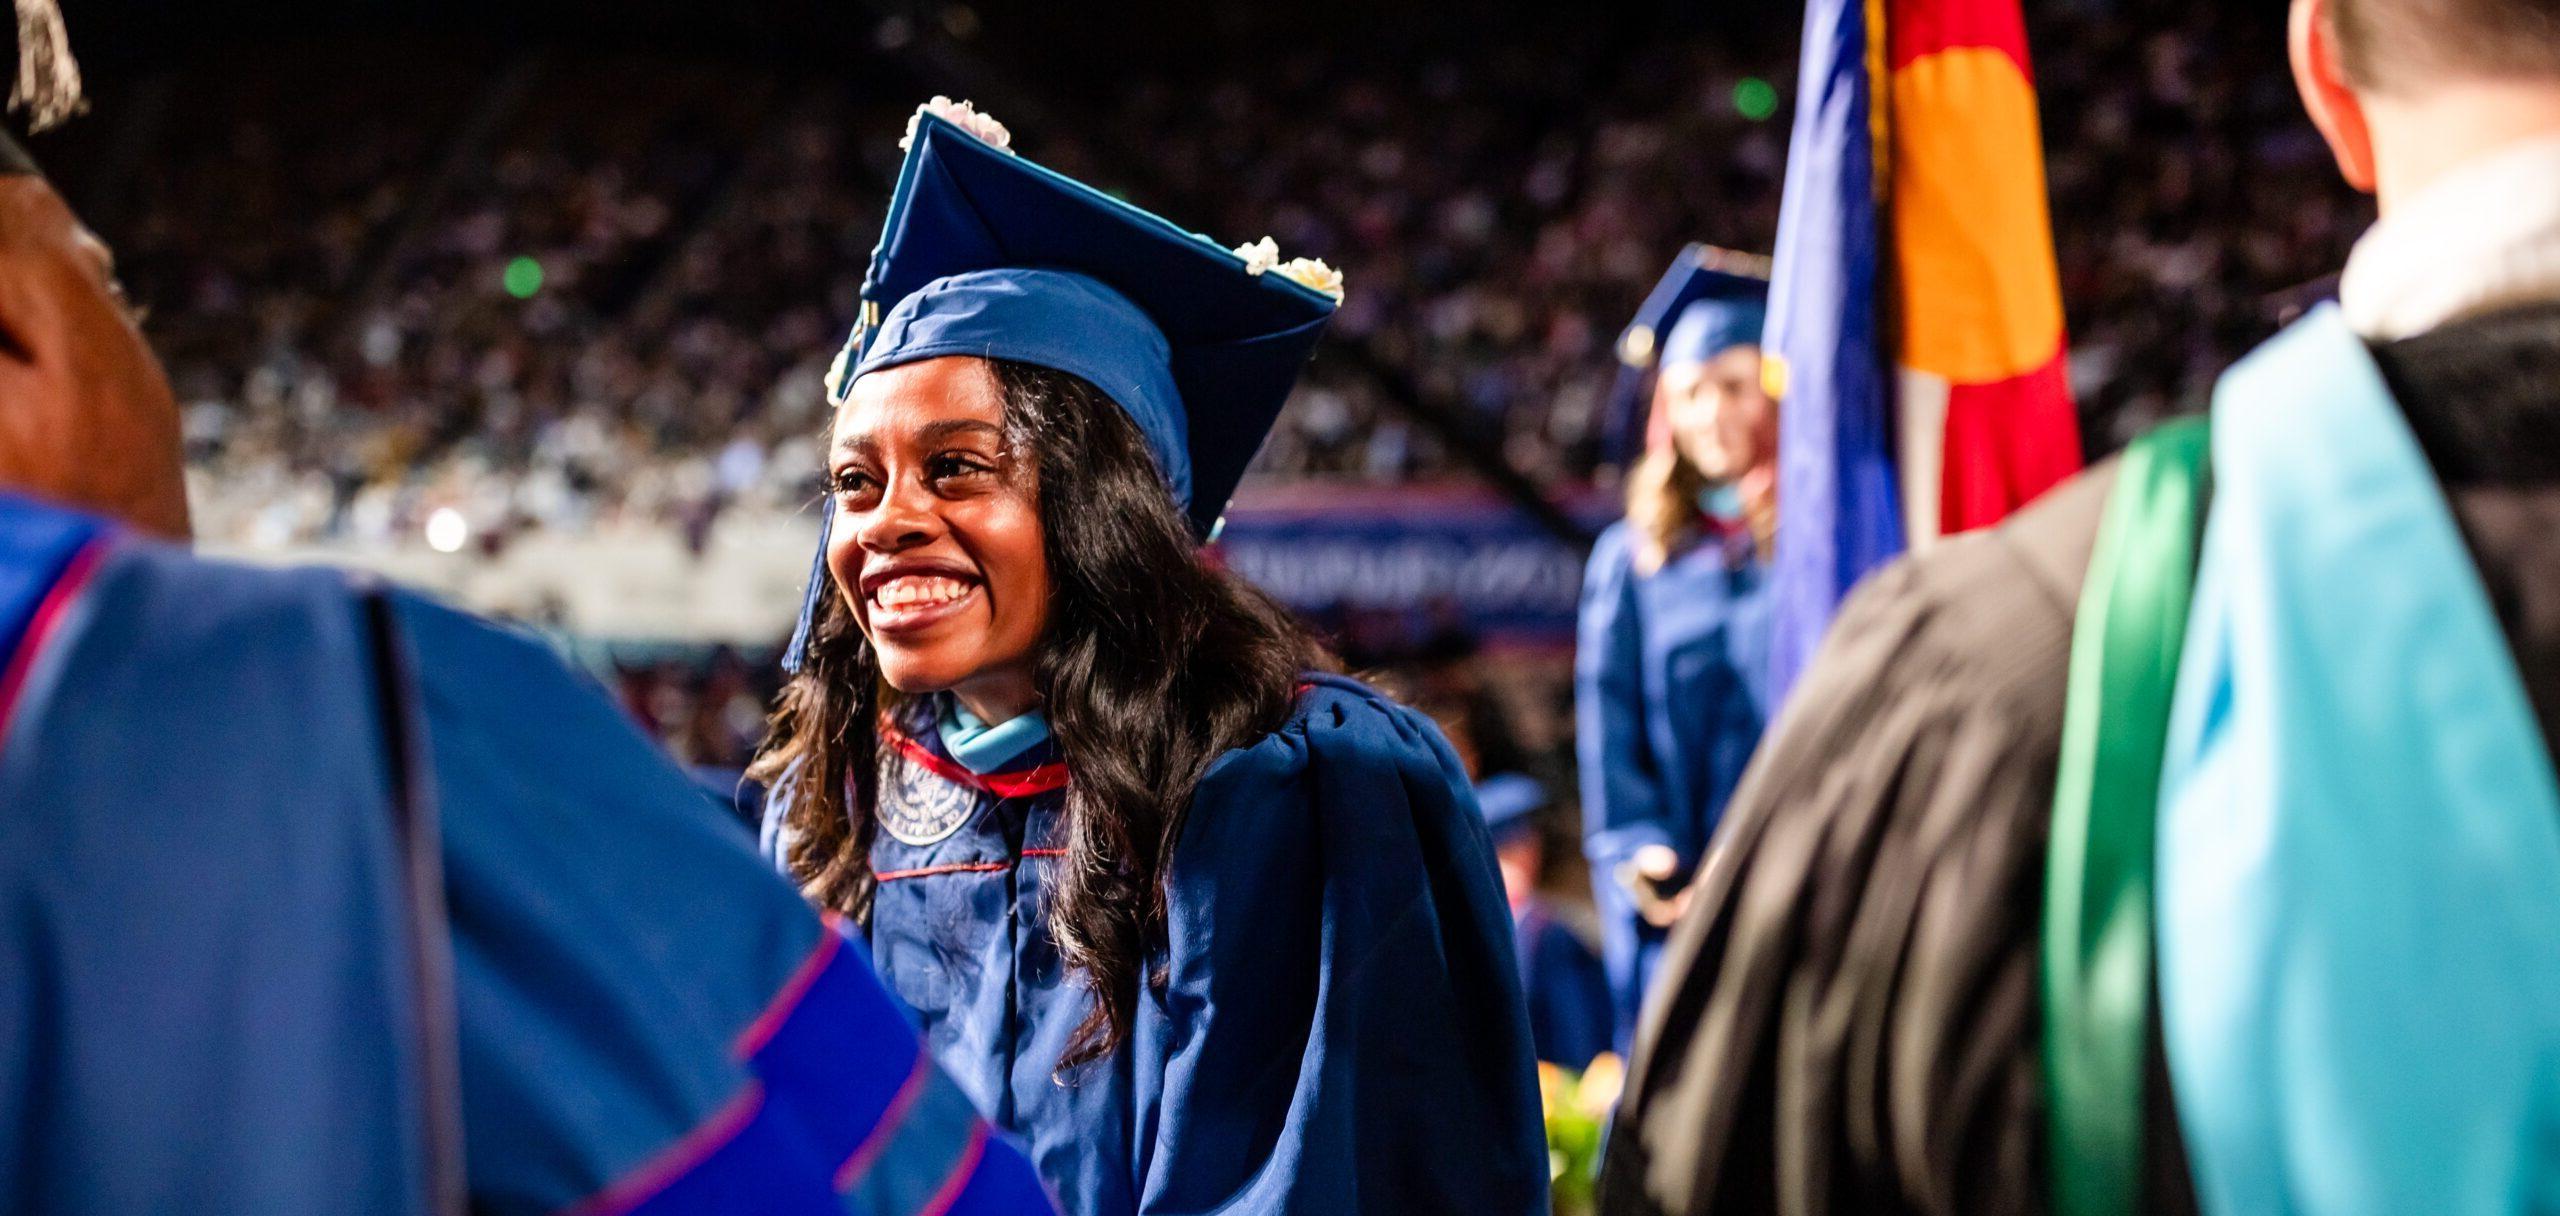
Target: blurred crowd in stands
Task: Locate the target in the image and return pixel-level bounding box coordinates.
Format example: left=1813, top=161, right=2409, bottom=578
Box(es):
left=116, top=53, right=882, bottom=551
left=611, top=644, right=777, bottom=772
left=51, top=1, right=2366, bottom=766
left=2037, top=2, right=2366, bottom=447
left=62, top=0, right=2361, bottom=556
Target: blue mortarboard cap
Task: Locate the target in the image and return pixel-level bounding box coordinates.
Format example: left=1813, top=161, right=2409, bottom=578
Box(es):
left=862, top=268, right=1193, bottom=507
left=1660, top=295, right=1766, bottom=372
left=1473, top=772, right=1549, bottom=846
left=861, top=112, right=1337, bottom=529
left=1603, top=244, right=1773, bottom=464
left=783, top=108, right=1340, bottom=672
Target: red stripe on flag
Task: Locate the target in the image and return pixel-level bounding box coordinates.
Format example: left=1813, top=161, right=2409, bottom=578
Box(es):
left=1937, top=351, right=2082, bottom=535
left=1888, top=0, right=2032, bottom=73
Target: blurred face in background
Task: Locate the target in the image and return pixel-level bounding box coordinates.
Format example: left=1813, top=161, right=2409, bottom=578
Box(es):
left=0, top=172, right=189, bottom=539
left=1495, top=834, right=1541, bottom=906
left=1656, top=343, right=1776, bottom=484
left=827, top=355, right=1051, bottom=722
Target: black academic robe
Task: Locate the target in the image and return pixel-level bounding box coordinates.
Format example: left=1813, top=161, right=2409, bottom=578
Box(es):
left=1598, top=300, right=2560, bottom=1216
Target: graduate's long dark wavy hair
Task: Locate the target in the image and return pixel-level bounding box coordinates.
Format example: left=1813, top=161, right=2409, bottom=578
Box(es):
left=753, top=358, right=1323, bottom=1070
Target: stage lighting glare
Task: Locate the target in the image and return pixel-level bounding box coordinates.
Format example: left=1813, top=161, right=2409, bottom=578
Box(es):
left=1735, top=77, right=1779, bottom=121
left=503, top=256, right=544, bottom=299
left=426, top=507, right=470, bottom=554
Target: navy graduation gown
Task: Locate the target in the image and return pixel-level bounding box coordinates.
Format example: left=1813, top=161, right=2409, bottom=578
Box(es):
left=777, top=674, right=1549, bottom=1215
left=0, top=493, right=1050, bottom=1215
left=1514, top=900, right=1615, bottom=1070
left=1574, top=520, right=1772, bottom=1052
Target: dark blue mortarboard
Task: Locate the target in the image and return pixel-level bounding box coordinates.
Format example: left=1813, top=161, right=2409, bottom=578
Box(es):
left=783, top=108, right=1341, bottom=671
left=1602, top=244, right=1772, bottom=464
left=863, top=268, right=1195, bottom=506
left=1473, top=772, right=1549, bottom=847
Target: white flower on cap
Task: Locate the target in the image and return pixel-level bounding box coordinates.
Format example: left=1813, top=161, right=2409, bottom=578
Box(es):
left=10, top=0, right=83, bottom=131
left=822, top=344, right=852, bottom=402
left=1233, top=236, right=1281, bottom=276
left=1275, top=257, right=1346, bottom=302
left=901, top=96, right=1013, bottom=155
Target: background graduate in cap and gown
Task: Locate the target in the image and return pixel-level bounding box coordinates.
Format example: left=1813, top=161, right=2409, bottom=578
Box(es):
left=1477, top=773, right=1615, bottom=1071
left=1604, top=0, right=2560, bottom=1211
left=755, top=101, right=1548, bottom=1216
left=0, top=32, right=1050, bottom=1215
left=1575, top=246, right=1776, bottom=1054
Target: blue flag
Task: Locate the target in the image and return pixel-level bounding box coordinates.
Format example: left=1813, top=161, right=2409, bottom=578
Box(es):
left=1764, top=0, right=1905, bottom=705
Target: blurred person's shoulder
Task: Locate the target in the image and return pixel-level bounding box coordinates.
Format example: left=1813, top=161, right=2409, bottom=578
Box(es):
left=1583, top=517, right=1637, bottom=582
left=1, top=493, right=378, bottom=666
left=1796, top=455, right=2117, bottom=724
left=1197, top=672, right=1465, bottom=800
left=2370, top=300, right=2560, bottom=744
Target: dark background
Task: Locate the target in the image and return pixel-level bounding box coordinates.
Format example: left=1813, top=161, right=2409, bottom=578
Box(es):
left=26, top=0, right=2360, bottom=781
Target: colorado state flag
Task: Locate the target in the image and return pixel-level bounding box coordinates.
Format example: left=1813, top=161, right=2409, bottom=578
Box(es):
left=1765, top=0, right=2083, bottom=702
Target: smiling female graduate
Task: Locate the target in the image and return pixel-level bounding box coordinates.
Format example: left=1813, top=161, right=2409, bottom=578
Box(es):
left=752, top=101, right=1547, bottom=1216
left=1575, top=248, right=1776, bottom=1054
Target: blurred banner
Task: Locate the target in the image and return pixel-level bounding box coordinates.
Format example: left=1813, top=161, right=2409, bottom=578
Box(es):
left=1765, top=0, right=2083, bottom=703
left=1222, top=483, right=1608, bottom=648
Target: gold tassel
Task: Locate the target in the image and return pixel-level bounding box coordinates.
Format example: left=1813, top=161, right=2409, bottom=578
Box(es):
left=10, top=0, right=84, bottom=132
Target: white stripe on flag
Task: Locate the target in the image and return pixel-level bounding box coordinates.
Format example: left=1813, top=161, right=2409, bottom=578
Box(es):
left=1897, top=365, right=1950, bottom=549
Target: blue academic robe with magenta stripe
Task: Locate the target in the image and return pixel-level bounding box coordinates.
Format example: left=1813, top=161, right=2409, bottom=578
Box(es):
left=769, top=675, right=1550, bottom=1215
left=0, top=492, right=1051, bottom=1215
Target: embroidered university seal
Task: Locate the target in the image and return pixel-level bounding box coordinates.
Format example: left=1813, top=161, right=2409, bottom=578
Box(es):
left=875, top=743, right=981, bottom=845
